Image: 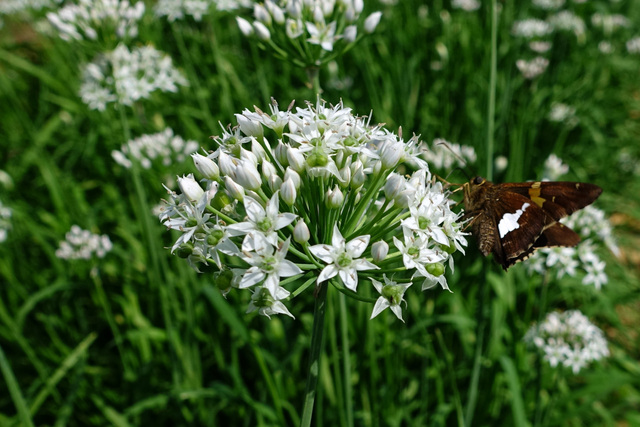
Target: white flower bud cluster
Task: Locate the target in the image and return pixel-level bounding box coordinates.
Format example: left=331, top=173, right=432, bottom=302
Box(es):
left=627, top=37, right=640, bottom=54
left=547, top=103, right=578, bottom=129
left=524, top=310, right=609, bottom=374
left=47, top=0, right=145, bottom=42
left=516, top=56, right=549, bottom=79
left=548, top=11, right=586, bottom=38
left=154, top=0, right=252, bottom=22
left=236, top=1, right=382, bottom=66
left=79, top=44, right=187, bottom=111
left=56, top=225, right=113, bottom=260
left=0, top=200, right=12, bottom=243
left=0, top=0, right=60, bottom=15
left=158, top=98, right=467, bottom=320
left=111, top=128, right=199, bottom=169
left=512, top=19, right=553, bottom=39
left=525, top=156, right=617, bottom=290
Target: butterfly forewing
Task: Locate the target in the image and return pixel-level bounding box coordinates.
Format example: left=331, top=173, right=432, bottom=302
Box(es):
left=463, top=176, right=602, bottom=271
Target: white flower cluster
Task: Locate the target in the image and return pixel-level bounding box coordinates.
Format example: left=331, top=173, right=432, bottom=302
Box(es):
left=47, top=0, right=145, bottom=42
left=451, top=0, right=481, bottom=12
left=512, top=19, right=553, bottom=39
left=547, top=103, right=578, bottom=128
left=236, top=1, right=382, bottom=66
left=591, top=13, right=630, bottom=32
left=158, top=99, right=467, bottom=320
left=526, top=156, right=617, bottom=290
left=155, top=0, right=251, bottom=21
left=422, top=138, right=477, bottom=171
left=627, top=37, right=640, bottom=54
left=542, top=153, right=569, bottom=181
left=524, top=310, right=609, bottom=374
left=531, top=0, right=565, bottom=10
left=0, top=200, right=12, bottom=243
left=516, top=56, right=549, bottom=79
left=0, top=0, right=60, bottom=15
left=56, top=225, right=113, bottom=260
left=548, top=10, right=586, bottom=38
left=112, top=128, right=199, bottom=169
left=79, top=44, right=187, bottom=111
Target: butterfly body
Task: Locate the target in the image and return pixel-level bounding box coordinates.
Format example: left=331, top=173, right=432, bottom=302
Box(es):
left=462, top=176, right=602, bottom=270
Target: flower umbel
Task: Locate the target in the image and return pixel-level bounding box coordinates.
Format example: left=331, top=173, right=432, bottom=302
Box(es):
left=159, top=98, right=467, bottom=320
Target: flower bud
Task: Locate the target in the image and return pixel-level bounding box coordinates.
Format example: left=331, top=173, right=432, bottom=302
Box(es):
left=339, top=165, right=351, bottom=187
left=234, top=159, right=262, bottom=191
left=251, top=137, right=267, bottom=161
left=240, top=147, right=258, bottom=167
left=379, top=139, right=404, bottom=169
left=236, top=112, right=264, bottom=137
left=178, top=174, right=204, bottom=201
left=280, top=178, right=297, bottom=206
left=353, top=0, right=364, bottom=14
left=364, top=11, right=382, bottom=33
left=283, top=167, right=301, bottom=189
left=326, top=185, right=344, bottom=209
left=254, top=3, right=271, bottom=25
left=384, top=173, right=405, bottom=200
left=274, top=141, right=289, bottom=166
left=224, top=176, right=245, bottom=201
left=344, top=25, right=357, bottom=43
left=262, top=160, right=277, bottom=180
left=371, top=240, right=389, bottom=263
left=293, top=219, right=310, bottom=243
left=287, top=147, right=306, bottom=173
left=236, top=17, right=254, bottom=36
left=175, top=242, right=194, bottom=258
left=253, top=21, right=271, bottom=41
left=192, top=153, right=219, bottom=180
left=351, top=162, right=365, bottom=189
left=268, top=174, right=283, bottom=192
left=211, top=190, right=232, bottom=210
left=218, top=152, right=237, bottom=178
left=265, top=0, right=285, bottom=24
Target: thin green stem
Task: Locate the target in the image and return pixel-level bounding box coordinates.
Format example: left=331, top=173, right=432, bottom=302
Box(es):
left=300, top=282, right=328, bottom=427
left=339, top=293, right=354, bottom=427
left=486, top=0, right=498, bottom=181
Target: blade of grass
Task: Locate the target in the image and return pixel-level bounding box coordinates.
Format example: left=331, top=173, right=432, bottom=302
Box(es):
left=0, top=343, right=35, bottom=427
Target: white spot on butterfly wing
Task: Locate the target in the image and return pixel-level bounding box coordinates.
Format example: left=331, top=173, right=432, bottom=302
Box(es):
left=498, top=203, right=530, bottom=238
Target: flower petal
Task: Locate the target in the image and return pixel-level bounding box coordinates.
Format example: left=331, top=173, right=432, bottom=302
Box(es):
left=309, top=244, right=335, bottom=264
left=370, top=297, right=389, bottom=319
left=339, top=268, right=358, bottom=291
left=346, top=235, right=370, bottom=258
left=317, top=264, right=339, bottom=284
left=278, top=259, right=303, bottom=277
left=244, top=196, right=265, bottom=222
left=353, top=259, right=379, bottom=271
left=273, top=212, right=297, bottom=230
left=331, top=224, right=345, bottom=249
left=239, top=268, right=265, bottom=288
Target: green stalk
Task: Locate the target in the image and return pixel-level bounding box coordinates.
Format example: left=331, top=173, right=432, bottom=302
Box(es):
left=339, top=293, right=354, bottom=427
left=485, top=0, right=498, bottom=182
left=300, top=282, right=328, bottom=427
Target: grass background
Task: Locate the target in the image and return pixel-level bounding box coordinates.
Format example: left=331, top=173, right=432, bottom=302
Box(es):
left=1, top=0, right=640, bottom=425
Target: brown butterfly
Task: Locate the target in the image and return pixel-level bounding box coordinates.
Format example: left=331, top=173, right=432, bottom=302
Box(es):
left=462, top=176, right=602, bottom=270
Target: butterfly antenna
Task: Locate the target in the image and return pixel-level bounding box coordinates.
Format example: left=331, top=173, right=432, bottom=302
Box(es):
left=434, top=139, right=476, bottom=179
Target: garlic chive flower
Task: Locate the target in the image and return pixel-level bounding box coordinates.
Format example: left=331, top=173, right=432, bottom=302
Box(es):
left=112, top=128, right=199, bottom=169
left=370, top=275, right=411, bottom=322
left=56, top=225, right=113, bottom=260
left=159, top=98, right=466, bottom=320
left=155, top=0, right=252, bottom=22
left=80, top=44, right=187, bottom=111
left=236, top=1, right=382, bottom=68
left=524, top=310, right=609, bottom=374
left=309, top=225, right=378, bottom=292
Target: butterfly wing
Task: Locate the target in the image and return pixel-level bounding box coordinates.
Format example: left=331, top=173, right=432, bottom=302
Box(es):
left=499, top=181, right=602, bottom=221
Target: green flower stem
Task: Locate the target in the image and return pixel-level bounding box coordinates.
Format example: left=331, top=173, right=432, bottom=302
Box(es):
left=289, top=275, right=318, bottom=299
left=343, top=173, right=386, bottom=237
left=300, top=282, right=328, bottom=427
left=206, top=206, right=236, bottom=225
left=367, top=211, right=411, bottom=243
left=485, top=0, right=498, bottom=182
left=332, top=284, right=377, bottom=303
left=339, top=292, right=354, bottom=427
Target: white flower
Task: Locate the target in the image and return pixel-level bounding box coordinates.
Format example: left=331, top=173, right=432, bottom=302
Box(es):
left=80, top=44, right=187, bottom=111
left=516, top=56, right=549, bottom=79
left=371, top=240, right=389, bottom=263
left=246, top=285, right=295, bottom=319
left=364, top=11, right=382, bottom=33
left=56, top=225, right=113, bottom=260
left=305, top=20, right=337, bottom=51
left=512, top=19, right=553, bottom=38
left=178, top=174, right=205, bottom=202
left=309, top=225, right=379, bottom=291
left=542, top=154, right=569, bottom=181
left=370, top=276, right=411, bottom=321
left=112, top=128, right=199, bottom=169
left=227, top=193, right=297, bottom=248
left=525, top=310, right=609, bottom=374
left=239, top=238, right=303, bottom=297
